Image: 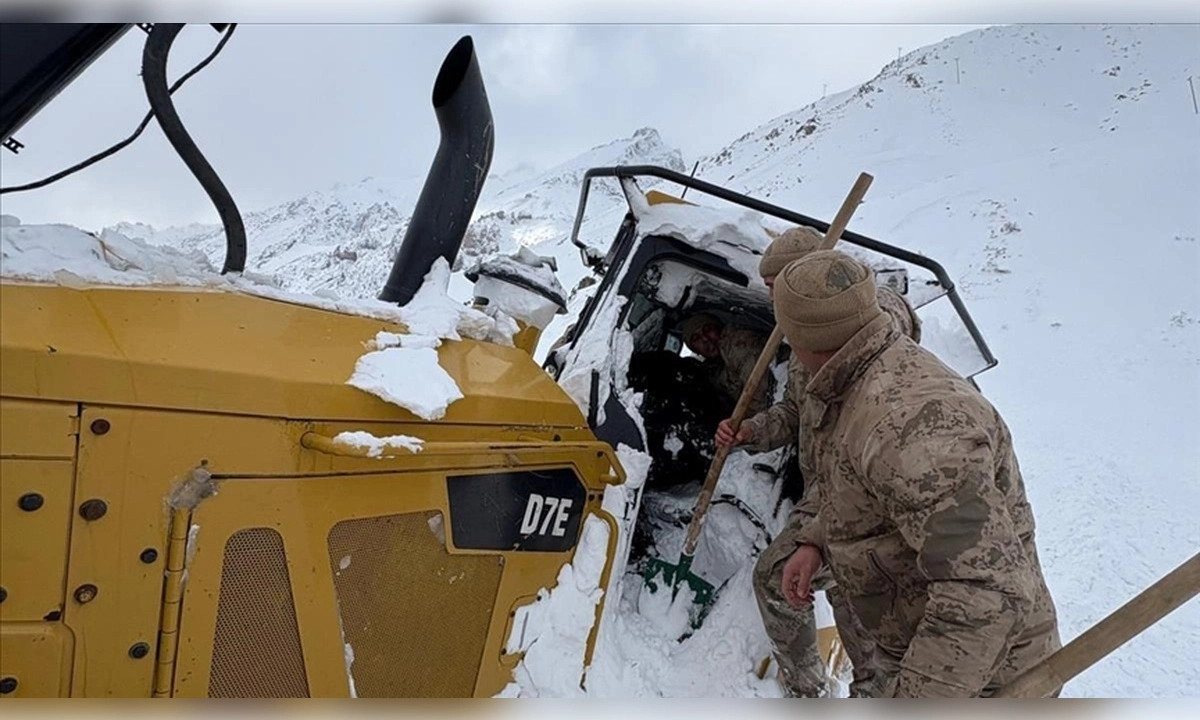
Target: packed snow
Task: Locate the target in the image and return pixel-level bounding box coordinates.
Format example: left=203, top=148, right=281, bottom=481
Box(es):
left=389, top=257, right=518, bottom=347
left=497, top=515, right=612, bottom=697
left=629, top=197, right=774, bottom=282
left=331, top=430, right=425, bottom=457
left=3, top=22, right=1197, bottom=699
left=346, top=343, right=463, bottom=422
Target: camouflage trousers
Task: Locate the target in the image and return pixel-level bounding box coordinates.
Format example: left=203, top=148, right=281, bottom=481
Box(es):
left=753, top=521, right=882, bottom=698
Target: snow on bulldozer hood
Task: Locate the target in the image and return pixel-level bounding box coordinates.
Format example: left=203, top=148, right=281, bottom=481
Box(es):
left=1, top=216, right=519, bottom=422
left=0, top=216, right=517, bottom=343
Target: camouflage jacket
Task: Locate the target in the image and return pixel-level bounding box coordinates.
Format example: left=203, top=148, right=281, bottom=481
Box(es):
left=740, top=286, right=922, bottom=456
left=795, top=313, right=1061, bottom=697
left=708, top=326, right=774, bottom=417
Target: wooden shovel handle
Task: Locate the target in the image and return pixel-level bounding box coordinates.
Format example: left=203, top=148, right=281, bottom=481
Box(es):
left=680, top=171, right=874, bottom=557
left=994, top=550, right=1200, bottom=698
left=819, top=172, right=874, bottom=251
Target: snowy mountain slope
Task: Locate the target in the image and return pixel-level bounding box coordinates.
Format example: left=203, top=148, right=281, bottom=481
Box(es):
left=110, top=128, right=684, bottom=308
left=72, top=23, right=1200, bottom=698
left=680, top=23, right=1200, bottom=698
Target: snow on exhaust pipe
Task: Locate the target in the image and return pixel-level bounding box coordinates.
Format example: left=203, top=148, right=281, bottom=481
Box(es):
left=379, top=35, right=494, bottom=306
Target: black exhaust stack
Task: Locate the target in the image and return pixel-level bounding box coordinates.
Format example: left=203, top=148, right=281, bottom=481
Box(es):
left=379, top=35, right=494, bottom=305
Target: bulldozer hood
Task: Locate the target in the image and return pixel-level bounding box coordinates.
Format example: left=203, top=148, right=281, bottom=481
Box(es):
left=0, top=219, right=585, bottom=429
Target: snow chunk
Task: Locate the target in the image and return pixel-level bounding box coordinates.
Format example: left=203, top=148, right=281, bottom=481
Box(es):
left=346, top=347, right=463, bottom=421
left=396, top=257, right=515, bottom=346
left=344, top=642, right=358, bottom=698
left=2, top=222, right=222, bottom=287
left=331, top=430, right=425, bottom=458
left=663, top=433, right=684, bottom=460
left=185, top=524, right=201, bottom=565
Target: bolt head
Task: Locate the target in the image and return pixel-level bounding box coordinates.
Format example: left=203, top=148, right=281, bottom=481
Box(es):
left=74, top=584, right=98, bottom=604
left=18, top=493, right=44, bottom=512
left=0, top=587, right=7, bottom=604
left=0, top=677, right=16, bottom=695
left=128, top=642, right=150, bottom=659
left=79, top=499, right=108, bottom=521
left=90, top=418, right=111, bottom=435
left=140, top=548, right=159, bottom=564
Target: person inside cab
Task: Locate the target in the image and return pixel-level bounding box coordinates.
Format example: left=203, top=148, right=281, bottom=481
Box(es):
left=680, top=312, right=775, bottom=417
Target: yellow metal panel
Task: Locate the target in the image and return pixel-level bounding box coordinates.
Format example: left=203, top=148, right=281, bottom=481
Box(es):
left=0, top=282, right=586, bottom=428
left=0, top=399, right=77, bottom=459
left=0, top=459, right=74, bottom=621
left=645, top=189, right=696, bottom=207
left=0, top=624, right=74, bottom=697
left=62, top=406, right=302, bottom=698
left=173, top=447, right=620, bottom=698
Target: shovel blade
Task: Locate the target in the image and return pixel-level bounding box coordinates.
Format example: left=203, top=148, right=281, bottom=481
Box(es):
left=642, top=555, right=716, bottom=608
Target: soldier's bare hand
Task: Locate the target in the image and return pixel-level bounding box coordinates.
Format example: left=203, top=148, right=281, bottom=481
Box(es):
left=715, top=418, right=753, bottom=448
left=782, top=544, right=822, bottom=608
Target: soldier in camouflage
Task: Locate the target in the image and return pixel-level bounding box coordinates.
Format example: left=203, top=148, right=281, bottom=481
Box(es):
left=771, top=249, right=1062, bottom=698
left=681, top=313, right=774, bottom=417
left=716, top=226, right=922, bottom=697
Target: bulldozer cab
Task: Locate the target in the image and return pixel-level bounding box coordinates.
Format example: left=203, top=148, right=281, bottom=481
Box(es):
left=543, top=167, right=1000, bottom=648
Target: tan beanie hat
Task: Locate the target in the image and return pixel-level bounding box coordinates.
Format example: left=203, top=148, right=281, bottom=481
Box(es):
left=758, top=225, right=824, bottom=278
left=773, top=249, right=883, bottom=352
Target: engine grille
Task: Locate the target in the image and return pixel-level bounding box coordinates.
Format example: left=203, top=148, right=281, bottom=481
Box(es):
left=327, top=511, right=504, bottom=697
left=208, top=527, right=310, bottom=698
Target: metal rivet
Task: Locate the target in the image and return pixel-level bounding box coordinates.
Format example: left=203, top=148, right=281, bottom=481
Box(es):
left=90, top=418, right=111, bottom=435
left=128, top=642, right=150, bottom=659
left=73, top=584, right=98, bottom=604
left=79, top=499, right=108, bottom=521
left=18, top=493, right=44, bottom=512
left=140, top=548, right=159, bottom=564
left=0, top=677, right=16, bottom=695
left=0, top=587, right=6, bottom=603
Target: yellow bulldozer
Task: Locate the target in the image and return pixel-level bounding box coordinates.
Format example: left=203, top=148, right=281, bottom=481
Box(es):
left=0, top=24, right=1001, bottom=698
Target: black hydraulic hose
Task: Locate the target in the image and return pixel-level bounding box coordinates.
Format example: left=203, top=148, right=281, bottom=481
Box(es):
left=141, top=23, right=246, bottom=274
left=0, top=24, right=236, bottom=196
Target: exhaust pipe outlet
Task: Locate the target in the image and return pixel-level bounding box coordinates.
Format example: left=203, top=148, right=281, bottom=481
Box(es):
left=379, top=35, right=494, bottom=305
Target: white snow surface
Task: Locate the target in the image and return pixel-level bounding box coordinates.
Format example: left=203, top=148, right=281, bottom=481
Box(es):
left=343, top=642, right=358, bottom=699
left=0, top=219, right=518, bottom=349
left=346, top=345, right=463, bottom=421
left=7, top=23, right=1197, bottom=698
left=331, top=430, right=425, bottom=457
left=390, top=257, right=517, bottom=347
left=630, top=199, right=774, bottom=283
left=498, top=515, right=612, bottom=697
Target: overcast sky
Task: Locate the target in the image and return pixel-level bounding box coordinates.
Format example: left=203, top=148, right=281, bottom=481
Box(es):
left=0, top=24, right=991, bottom=231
